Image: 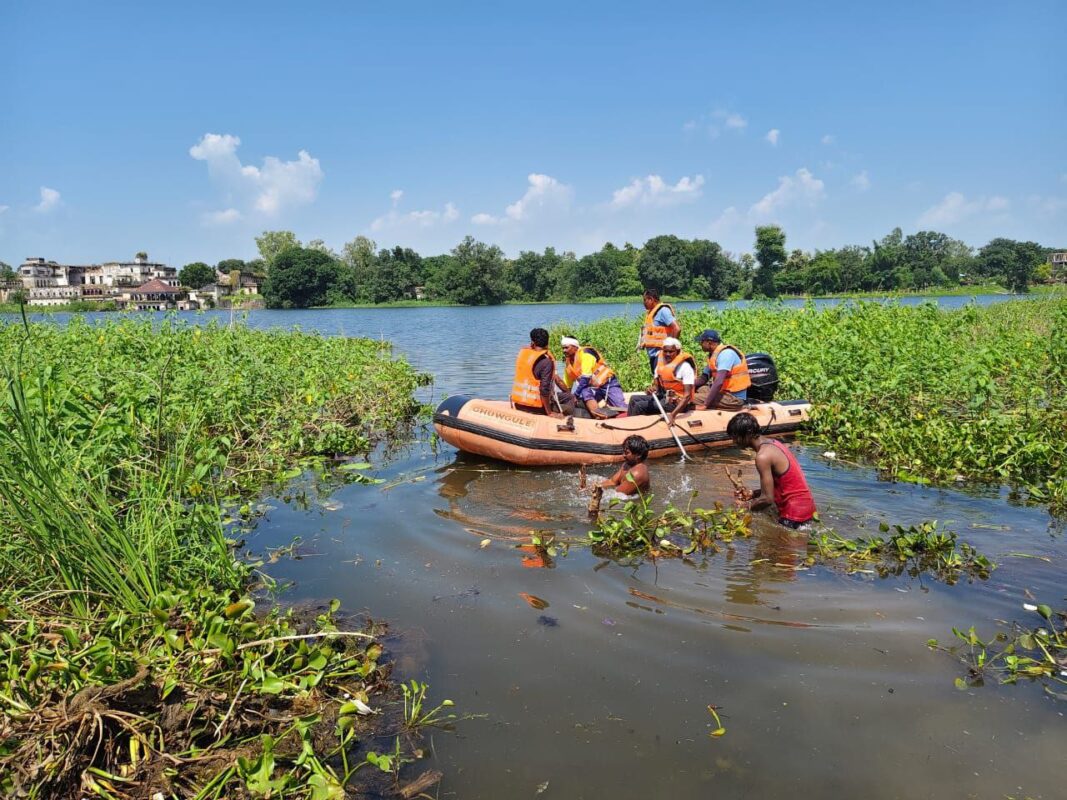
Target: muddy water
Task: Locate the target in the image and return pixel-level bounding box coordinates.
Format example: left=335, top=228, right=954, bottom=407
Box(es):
left=227, top=297, right=1066, bottom=799
left=15, top=297, right=1060, bottom=797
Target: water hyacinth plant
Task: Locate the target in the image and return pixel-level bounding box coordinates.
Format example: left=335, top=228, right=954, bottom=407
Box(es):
left=552, top=298, right=1067, bottom=513
left=0, top=317, right=441, bottom=797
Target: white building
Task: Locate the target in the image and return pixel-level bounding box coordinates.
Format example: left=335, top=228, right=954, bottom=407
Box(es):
left=17, top=254, right=178, bottom=306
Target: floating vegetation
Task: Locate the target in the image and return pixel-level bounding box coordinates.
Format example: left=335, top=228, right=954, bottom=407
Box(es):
left=927, top=603, right=1067, bottom=698
left=554, top=298, right=1067, bottom=513
left=0, top=317, right=442, bottom=796
left=809, top=521, right=995, bottom=584
left=588, top=492, right=752, bottom=558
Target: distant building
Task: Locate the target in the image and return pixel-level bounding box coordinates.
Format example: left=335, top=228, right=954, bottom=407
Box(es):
left=16, top=254, right=178, bottom=306
left=129, top=278, right=187, bottom=311
left=1049, top=252, right=1067, bottom=278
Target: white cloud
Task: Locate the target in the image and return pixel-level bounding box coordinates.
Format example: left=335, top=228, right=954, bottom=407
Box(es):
left=765, top=129, right=780, bottom=146
left=370, top=199, right=459, bottom=232
left=917, top=192, right=1010, bottom=227
left=189, top=133, right=323, bottom=218
left=750, top=168, right=825, bottom=217
left=473, top=173, right=573, bottom=225
left=821, top=134, right=835, bottom=145
left=720, top=111, right=747, bottom=130
left=1027, top=194, right=1067, bottom=217
left=609, top=174, right=705, bottom=209
left=203, top=208, right=242, bottom=226
left=683, top=109, right=747, bottom=138
left=390, top=189, right=404, bottom=206
left=33, top=186, right=61, bottom=213
left=851, top=170, right=871, bottom=191
left=709, top=206, right=743, bottom=237
left=0, top=204, right=8, bottom=215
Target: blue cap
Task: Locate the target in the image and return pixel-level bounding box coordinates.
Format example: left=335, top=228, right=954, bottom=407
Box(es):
left=696, top=329, right=721, bottom=343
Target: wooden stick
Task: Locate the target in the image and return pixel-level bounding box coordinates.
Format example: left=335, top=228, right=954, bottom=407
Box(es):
left=587, top=486, right=604, bottom=519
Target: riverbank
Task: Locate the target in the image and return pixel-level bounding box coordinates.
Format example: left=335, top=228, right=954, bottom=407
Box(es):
left=0, top=319, right=437, bottom=797
left=556, top=298, right=1067, bottom=514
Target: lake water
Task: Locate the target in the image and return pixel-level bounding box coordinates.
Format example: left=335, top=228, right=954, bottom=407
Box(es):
left=11, top=294, right=1066, bottom=798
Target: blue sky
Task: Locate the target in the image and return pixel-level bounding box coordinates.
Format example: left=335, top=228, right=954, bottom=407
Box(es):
left=1, top=0, right=1064, bottom=268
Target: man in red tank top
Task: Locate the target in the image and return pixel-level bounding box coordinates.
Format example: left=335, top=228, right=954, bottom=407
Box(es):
left=726, top=412, right=816, bottom=528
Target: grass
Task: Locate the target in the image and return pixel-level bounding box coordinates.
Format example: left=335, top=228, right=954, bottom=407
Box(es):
left=0, top=315, right=437, bottom=798
left=553, top=297, right=1067, bottom=514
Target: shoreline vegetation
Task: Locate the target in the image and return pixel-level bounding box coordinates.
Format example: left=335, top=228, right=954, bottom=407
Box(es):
left=3, top=283, right=1063, bottom=315
left=551, top=297, right=1067, bottom=515
left=0, top=318, right=442, bottom=798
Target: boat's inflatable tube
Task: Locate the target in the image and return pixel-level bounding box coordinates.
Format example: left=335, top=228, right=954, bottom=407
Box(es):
left=433, top=395, right=811, bottom=466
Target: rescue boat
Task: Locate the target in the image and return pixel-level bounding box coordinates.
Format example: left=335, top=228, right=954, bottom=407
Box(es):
left=433, top=395, right=811, bottom=466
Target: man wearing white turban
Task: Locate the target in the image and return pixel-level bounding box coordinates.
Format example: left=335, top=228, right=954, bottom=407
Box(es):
left=625, top=337, right=696, bottom=424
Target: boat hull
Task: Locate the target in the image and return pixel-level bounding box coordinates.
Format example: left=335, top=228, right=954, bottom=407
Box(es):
left=432, top=395, right=811, bottom=466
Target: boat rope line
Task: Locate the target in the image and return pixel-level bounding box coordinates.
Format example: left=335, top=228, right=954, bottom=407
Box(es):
left=432, top=412, right=806, bottom=456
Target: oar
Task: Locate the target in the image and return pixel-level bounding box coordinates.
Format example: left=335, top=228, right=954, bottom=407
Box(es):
left=651, top=393, right=690, bottom=461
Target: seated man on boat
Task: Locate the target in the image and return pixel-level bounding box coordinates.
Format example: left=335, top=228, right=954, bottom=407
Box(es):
left=625, top=337, right=696, bottom=425
left=560, top=336, right=626, bottom=419
left=511, top=327, right=576, bottom=418
left=639, top=288, right=680, bottom=376
left=694, top=329, right=750, bottom=410
left=726, top=412, right=816, bottom=529
left=599, top=434, right=651, bottom=498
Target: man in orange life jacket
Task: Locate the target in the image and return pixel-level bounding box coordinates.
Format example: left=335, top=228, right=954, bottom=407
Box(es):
left=511, top=327, right=576, bottom=418
left=639, top=288, right=680, bottom=376
left=560, top=336, right=626, bottom=419
left=693, top=329, right=750, bottom=410
left=625, top=337, right=696, bottom=425
left=727, top=412, right=817, bottom=529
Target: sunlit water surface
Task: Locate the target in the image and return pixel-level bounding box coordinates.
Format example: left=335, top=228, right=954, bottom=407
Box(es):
left=10, top=296, right=1065, bottom=798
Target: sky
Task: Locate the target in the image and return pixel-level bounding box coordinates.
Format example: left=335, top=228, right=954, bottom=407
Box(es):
left=1, top=0, right=1064, bottom=268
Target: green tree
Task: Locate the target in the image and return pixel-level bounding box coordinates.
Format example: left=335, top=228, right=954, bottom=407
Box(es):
left=216, top=258, right=247, bottom=274
left=307, top=239, right=337, bottom=257
left=508, top=250, right=553, bottom=301
left=638, top=235, right=691, bottom=295
left=0, top=261, right=14, bottom=282
left=753, top=225, right=786, bottom=297
left=340, top=235, right=378, bottom=301
left=775, top=249, right=810, bottom=295
left=262, top=247, right=339, bottom=308
left=868, top=227, right=905, bottom=290
left=432, top=237, right=509, bottom=305
left=179, top=262, right=216, bottom=289
left=135, top=251, right=148, bottom=261
left=807, top=251, right=842, bottom=294
left=614, top=262, right=644, bottom=296
left=255, top=230, right=301, bottom=265
left=978, top=238, right=1045, bottom=293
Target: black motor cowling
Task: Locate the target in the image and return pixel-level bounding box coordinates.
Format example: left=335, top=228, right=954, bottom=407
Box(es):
left=745, top=352, right=778, bottom=402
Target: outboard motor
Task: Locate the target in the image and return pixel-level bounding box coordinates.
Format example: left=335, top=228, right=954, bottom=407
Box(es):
left=745, top=352, right=778, bottom=402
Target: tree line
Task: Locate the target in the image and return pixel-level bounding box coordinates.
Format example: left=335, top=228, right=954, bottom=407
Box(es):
left=169, top=226, right=1063, bottom=309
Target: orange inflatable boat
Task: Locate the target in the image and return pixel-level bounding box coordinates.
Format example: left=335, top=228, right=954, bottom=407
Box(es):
left=433, top=395, right=811, bottom=466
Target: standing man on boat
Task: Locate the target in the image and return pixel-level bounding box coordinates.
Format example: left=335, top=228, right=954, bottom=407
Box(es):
left=694, top=329, right=750, bottom=410
left=511, top=327, right=575, bottom=418
left=639, top=288, right=680, bottom=376
left=726, top=412, right=816, bottom=529
left=625, top=337, right=696, bottom=425
left=561, top=336, right=626, bottom=419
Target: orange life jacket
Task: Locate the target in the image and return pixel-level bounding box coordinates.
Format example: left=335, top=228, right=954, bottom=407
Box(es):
left=655, top=350, right=696, bottom=395
left=709, top=344, right=752, bottom=393
left=640, top=302, right=676, bottom=349
left=564, top=345, right=615, bottom=388
left=511, top=347, right=554, bottom=409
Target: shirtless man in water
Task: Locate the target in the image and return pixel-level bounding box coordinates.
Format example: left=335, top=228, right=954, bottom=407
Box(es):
left=599, top=434, right=651, bottom=498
